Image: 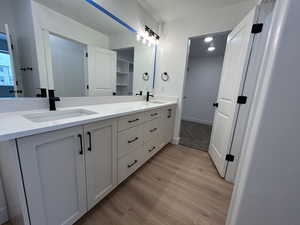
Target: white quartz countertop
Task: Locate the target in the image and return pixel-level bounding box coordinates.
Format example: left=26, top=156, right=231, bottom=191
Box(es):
left=0, top=100, right=177, bottom=142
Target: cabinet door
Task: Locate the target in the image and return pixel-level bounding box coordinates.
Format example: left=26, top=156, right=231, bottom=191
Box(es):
left=84, top=120, right=117, bottom=210
left=160, top=107, right=176, bottom=145
left=17, top=126, right=87, bottom=225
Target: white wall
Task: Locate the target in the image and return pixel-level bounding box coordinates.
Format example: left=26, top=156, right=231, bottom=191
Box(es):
left=94, top=0, right=159, bottom=33
left=154, top=1, right=257, bottom=142
left=49, top=35, right=86, bottom=97
left=226, top=0, right=300, bottom=224
left=182, top=56, right=223, bottom=125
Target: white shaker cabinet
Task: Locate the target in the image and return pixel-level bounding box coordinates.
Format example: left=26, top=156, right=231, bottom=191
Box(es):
left=16, top=119, right=117, bottom=225
left=17, top=126, right=87, bottom=225
left=159, top=106, right=176, bottom=146
left=0, top=104, right=176, bottom=225
left=84, top=120, right=117, bottom=210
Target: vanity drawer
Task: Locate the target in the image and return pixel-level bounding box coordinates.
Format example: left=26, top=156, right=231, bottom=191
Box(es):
left=143, top=118, right=160, bottom=143
left=145, top=109, right=161, bottom=121
left=142, top=139, right=160, bottom=163
left=118, top=126, right=143, bottom=158
left=118, top=113, right=144, bottom=131
left=118, top=148, right=143, bottom=183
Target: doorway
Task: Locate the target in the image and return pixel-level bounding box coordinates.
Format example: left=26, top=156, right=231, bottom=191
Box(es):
left=180, top=31, right=229, bottom=151
left=49, top=33, right=88, bottom=97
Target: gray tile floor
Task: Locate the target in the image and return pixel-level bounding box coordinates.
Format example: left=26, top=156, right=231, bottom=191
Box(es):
left=179, top=120, right=212, bottom=151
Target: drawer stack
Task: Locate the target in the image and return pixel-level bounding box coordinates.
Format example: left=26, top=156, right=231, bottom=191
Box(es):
left=117, top=109, right=162, bottom=184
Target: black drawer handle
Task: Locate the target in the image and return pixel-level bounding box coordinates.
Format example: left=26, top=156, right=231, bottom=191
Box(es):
left=78, top=134, right=83, bottom=155
left=128, top=137, right=139, bottom=144
left=150, top=128, right=158, bottom=133
left=128, top=160, right=138, bottom=168
left=128, top=118, right=139, bottom=123
left=87, top=132, right=92, bottom=152
left=150, top=113, right=158, bottom=117
left=148, top=146, right=156, bottom=153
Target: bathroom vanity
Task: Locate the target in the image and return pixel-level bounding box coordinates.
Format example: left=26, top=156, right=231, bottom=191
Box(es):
left=0, top=100, right=177, bottom=225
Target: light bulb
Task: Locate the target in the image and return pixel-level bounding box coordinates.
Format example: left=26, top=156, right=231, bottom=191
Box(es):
left=136, top=33, right=141, bottom=41
left=208, top=46, right=216, bottom=52
left=204, top=37, right=213, bottom=43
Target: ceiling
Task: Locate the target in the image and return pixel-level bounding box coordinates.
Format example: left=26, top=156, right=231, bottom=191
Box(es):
left=189, top=31, right=230, bottom=58
left=137, top=0, right=256, bottom=22
left=34, top=0, right=129, bottom=35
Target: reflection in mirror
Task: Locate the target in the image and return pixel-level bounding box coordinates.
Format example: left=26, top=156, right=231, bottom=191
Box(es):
left=0, top=0, right=157, bottom=98
left=49, top=34, right=88, bottom=97
left=0, top=30, right=17, bottom=97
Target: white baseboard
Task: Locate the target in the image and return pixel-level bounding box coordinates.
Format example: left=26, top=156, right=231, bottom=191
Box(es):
left=181, top=117, right=212, bottom=126
left=172, top=136, right=180, bottom=145
left=0, top=207, right=8, bottom=225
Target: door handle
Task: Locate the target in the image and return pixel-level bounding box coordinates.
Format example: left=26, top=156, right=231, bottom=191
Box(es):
left=78, top=134, right=83, bottom=155
left=213, top=102, right=219, bottom=108
left=87, top=132, right=92, bottom=152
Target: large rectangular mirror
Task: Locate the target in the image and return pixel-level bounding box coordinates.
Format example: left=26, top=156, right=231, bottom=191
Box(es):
left=0, top=0, right=157, bottom=98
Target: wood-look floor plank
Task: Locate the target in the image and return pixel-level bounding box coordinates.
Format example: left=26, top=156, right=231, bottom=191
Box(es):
left=5, top=144, right=233, bottom=225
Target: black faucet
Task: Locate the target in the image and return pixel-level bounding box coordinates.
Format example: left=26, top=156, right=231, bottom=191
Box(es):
left=48, top=90, right=60, bottom=111
left=146, top=91, right=154, bottom=102
left=136, top=91, right=143, bottom=96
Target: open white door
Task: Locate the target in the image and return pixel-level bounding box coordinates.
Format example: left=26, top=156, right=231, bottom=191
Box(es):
left=209, top=8, right=259, bottom=177
left=4, top=24, right=19, bottom=97
left=87, top=46, right=116, bottom=96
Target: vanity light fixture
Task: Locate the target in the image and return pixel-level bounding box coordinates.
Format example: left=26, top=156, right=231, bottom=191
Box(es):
left=142, top=25, right=160, bottom=46
left=208, top=46, right=216, bottom=52
left=204, top=36, right=213, bottom=43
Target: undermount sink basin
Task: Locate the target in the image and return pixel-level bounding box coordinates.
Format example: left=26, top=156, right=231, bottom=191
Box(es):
left=148, top=100, right=166, bottom=104
left=23, top=109, right=97, bottom=123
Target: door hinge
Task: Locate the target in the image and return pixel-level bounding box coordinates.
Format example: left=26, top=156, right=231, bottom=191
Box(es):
left=11, top=44, right=14, bottom=50
left=225, top=154, right=235, bottom=162
left=85, top=52, right=88, bottom=57
left=237, top=96, right=248, bottom=104
left=86, top=85, right=89, bottom=90
left=251, top=23, right=263, bottom=34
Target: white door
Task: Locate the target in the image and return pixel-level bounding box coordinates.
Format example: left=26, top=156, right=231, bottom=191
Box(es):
left=87, top=46, right=117, bottom=96
left=209, top=8, right=259, bottom=177
left=17, top=127, right=87, bottom=225
left=84, top=120, right=117, bottom=210
left=4, top=24, right=19, bottom=97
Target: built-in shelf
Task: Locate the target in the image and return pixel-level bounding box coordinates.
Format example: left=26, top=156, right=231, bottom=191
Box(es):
left=117, top=71, right=129, bottom=75
left=117, top=58, right=133, bottom=64
left=117, top=84, right=128, bottom=87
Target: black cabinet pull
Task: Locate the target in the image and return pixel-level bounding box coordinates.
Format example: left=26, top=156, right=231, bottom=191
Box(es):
left=168, top=109, right=172, bottom=118
left=150, top=113, right=158, bottom=117
left=128, top=118, right=139, bottom=123
left=87, top=132, right=92, bottom=152
left=127, top=160, right=138, bottom=168
left=150, top=128, right=158, bottom=133
left=128, top=137, right=139, bottom=144
left=148, top=146, right=156, bottom=153
left=213, top=102, right=219, bottom=108
left=78, top=134, right=83, bottom=155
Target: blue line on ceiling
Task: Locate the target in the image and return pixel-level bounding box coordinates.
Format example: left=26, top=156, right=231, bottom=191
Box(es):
left=85, top=0, right=137, bottom=33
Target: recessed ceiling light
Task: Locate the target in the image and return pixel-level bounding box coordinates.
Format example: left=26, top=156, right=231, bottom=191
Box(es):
left=208, top=46, right=216, bottom=52
left=204, top=37, right=213, bottom=43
